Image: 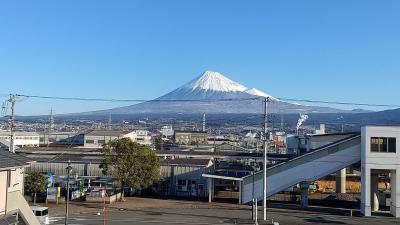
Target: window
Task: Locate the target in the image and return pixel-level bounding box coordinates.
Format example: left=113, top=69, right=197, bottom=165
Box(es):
left=86, top=140, right=94, bottom=144
left=371, top=137, right=396, bottom=153
left=98, top=140, right=105, bottom=144
left=389, top=138, right=396, bottom=153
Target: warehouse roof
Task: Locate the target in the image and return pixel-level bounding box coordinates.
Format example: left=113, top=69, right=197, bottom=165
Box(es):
left=160, top=158, right=211, bottom=166
left=84, top=130, right=131, bottom=137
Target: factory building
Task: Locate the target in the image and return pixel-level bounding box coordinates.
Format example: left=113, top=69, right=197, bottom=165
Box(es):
left=174, top=131, right=208, bottom=145
left=0, top=131, right=40, bottom=148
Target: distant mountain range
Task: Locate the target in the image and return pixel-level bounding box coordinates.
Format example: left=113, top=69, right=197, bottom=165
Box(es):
left=85, top=71, right=359, bottom=115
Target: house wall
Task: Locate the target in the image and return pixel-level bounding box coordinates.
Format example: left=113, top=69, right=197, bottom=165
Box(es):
left=8, top=168, right=24, bottom=193
left=0, top=168, right=25, bottom=216
left=0, top=171, right=7, bottom=215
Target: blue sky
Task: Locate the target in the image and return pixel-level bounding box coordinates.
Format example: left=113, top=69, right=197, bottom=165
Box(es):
left=0, top=0, right=399, bottom=115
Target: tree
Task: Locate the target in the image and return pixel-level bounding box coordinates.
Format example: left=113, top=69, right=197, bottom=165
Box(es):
left=154, top=136, right=163, bottom=151
left=101, top=138, right=160, bottom=201
left=24, top=172, right=48, bottom=205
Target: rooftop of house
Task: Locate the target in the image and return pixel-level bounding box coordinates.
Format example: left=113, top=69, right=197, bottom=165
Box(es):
left=0, top=150, right=34, bottom=170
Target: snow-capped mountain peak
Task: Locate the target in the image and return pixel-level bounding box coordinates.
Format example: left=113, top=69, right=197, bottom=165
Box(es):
left=186, top=71, right=248, bottom=92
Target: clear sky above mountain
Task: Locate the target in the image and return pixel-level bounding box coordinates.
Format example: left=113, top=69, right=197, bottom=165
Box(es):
left=0, top=0, right=399, bottom=115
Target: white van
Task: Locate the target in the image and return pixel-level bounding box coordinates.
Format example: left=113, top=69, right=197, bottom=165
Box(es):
left=30, top=206, right=50, bottom=225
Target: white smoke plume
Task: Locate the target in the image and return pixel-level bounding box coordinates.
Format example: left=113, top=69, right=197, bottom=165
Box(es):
left=296, top=113, right=309, bottom=132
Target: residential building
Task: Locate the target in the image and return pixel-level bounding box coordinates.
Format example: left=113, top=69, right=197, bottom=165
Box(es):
left=0, top=150, right=40, bottom=225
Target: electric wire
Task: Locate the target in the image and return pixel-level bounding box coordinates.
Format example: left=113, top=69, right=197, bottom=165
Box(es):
left=12, top=93, right=400, bottom=108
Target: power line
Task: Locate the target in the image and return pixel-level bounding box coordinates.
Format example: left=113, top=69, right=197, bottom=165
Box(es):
left=9, top=93, right=400, bottom=108
left=277, top=97, right=400, bottom=108
left=15, top=94, right=260, bottom=102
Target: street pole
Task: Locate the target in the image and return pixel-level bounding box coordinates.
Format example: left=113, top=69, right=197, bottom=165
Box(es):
left=263, top=97, right=269, bottom=221
left=252, top=169, right=255, bottom=221
left=8, top=95, right=16, bottom=153
left=103, top=186, right=106, bottom=225
left=65, top=160, right=72, bottom=225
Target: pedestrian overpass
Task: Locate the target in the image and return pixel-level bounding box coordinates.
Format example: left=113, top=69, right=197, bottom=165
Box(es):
left=203, top=126, right=400, bottom=218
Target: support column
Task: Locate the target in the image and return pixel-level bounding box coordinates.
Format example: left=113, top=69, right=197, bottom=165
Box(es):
left=335, top=168, right=346, bottom=194
left=391, top=169, right=400, bottom=218
left=361, top=166, right=371, bottom=216
left=208, top=178, right=213, bottom=203
left=371, top=173, right=380, bottom=212
left=300, top=181, right=309, bottom=208
left=238, top=181, right=242, bottom=205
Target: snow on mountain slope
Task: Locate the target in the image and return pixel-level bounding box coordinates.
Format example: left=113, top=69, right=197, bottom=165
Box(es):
left=158, top=70, right=276, bottom=100
left=186, top=71, right=248, bottom=92
left=244, top=88, right=276, bottom=100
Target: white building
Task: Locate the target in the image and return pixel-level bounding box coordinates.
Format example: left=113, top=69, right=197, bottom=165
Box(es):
left=133, top=130, right=152, bottom=146
left=361, top=126, right=400, bottom=217
left=0, top=150, right=40, bottom=225
left=83, top=130, right=151, bottom=148
left=0, top=131, right=40, bottom=148
left=160, top=126, right=174, bottom=137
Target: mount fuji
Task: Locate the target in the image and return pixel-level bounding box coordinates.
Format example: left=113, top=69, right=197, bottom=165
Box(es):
left=90, top=71, right=349, bottom=115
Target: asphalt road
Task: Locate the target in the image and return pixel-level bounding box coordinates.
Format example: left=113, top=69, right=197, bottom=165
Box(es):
left=49, top=206, right=400, bottom=225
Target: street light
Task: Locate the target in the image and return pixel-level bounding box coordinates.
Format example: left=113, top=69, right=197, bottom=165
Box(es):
left=65, top=160, right=72, bottom=225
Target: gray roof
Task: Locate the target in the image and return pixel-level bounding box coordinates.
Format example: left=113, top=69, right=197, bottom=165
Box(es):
left=160, top=158, right=211, bottom=166
left=84, top=130, right=131, bottom=137
left=0, top=150, right=33, bottom=170
left=0, top=131, right=39, bottom=136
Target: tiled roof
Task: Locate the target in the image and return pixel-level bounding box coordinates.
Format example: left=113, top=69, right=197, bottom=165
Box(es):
left=0, top=150, right=33, bottom=170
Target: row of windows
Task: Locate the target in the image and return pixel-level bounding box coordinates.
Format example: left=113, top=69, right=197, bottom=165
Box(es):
left=371, top=137, right=396, bottom=153
left=0, top=136, right=39, bottom=140
left=85, top=140, right=105, bottom=144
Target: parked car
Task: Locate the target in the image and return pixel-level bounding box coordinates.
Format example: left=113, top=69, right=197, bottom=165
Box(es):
left=30, top=206, right=49, bottom=225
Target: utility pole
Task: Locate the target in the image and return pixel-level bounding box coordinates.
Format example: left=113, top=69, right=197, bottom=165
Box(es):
left=263, top=97, right=269, bottom=221
left=65, top=160, right=72, bottom=225
left=8, top=95, right=16, bottom=153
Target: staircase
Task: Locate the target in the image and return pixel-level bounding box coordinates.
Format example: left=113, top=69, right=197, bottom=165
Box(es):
left=241, top=135, right=361, bottom=204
